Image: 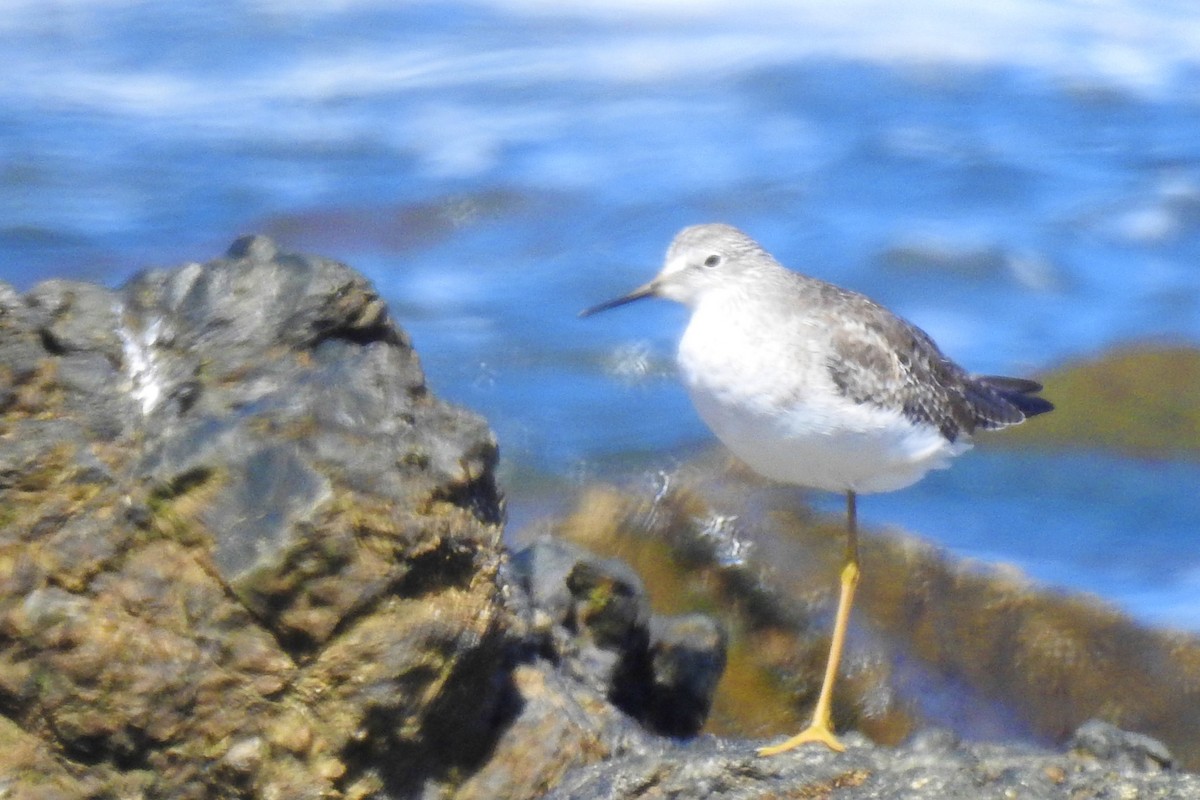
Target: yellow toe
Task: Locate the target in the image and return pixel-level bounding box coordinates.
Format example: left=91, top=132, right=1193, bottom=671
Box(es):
left=757, top=724, right=846, bottom=756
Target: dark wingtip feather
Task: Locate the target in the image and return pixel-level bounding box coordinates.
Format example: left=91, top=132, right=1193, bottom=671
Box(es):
left=976, top=374, right=1054, bottom=420
left=1002, top=391, right=1054, bottom=418
left=977, top=375, right=1044, bottom=395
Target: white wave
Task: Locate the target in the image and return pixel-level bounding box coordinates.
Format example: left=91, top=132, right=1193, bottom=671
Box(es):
left=459, top=0, right=1200, bottom=93
left=3, top=0, right=1200, bottom=120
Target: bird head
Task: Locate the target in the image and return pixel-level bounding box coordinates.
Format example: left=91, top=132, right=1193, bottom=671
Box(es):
left=580, top=223, right=769, bottom=316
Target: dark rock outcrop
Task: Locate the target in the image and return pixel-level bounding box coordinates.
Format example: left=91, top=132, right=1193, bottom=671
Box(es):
left=0, top=236, right=508, bottom=798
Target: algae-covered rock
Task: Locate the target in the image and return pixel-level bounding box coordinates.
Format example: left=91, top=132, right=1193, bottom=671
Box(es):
left=539, top=457, right=1200, bottom=771
left=0, top=237, right=509, bottom=798
left=1005, top=345, right=1200, bottom=456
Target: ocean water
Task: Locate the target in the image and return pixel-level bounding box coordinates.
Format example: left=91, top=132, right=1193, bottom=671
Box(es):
left=2, top=0, right=1199, bottom=629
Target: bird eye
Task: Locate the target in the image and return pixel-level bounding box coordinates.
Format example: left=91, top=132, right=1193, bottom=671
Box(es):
left=703, top=254, right=722, bottom=268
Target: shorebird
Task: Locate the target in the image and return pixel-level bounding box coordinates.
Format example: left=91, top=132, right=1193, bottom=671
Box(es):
left=581, top=223, right=1052, bottom=754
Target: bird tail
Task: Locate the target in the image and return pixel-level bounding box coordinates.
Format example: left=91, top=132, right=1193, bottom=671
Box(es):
left=969, top=375, right=1054, bottom=430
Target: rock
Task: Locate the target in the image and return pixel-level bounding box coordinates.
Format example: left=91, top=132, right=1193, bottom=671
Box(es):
left=25, top=279, right=124, bottom=359
left=1001, top=345, right=1200, bottom=457
left=0, top=236, right=510, bottom=798
left=454, top=661, right=660, bottom=800
left=646, top=613, right=727, bottom=736
left=565, top=551, right=650, bottom=651
left=510, top=537, right=727, bottom=738
left=1069, top=719, right=1174, bottom=772
left=542, top=721, right=1200, bottom=800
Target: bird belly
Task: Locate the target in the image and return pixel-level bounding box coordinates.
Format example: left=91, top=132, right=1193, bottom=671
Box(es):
left=677, top=301, right=969, bottom=494
left=685, top=378, right=969, bottom=495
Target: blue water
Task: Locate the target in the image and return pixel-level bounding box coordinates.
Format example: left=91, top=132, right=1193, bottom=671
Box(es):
left=3, top=1, right=1199, bottom=629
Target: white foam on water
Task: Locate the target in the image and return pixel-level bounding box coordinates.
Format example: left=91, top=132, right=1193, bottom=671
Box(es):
left=4, top=0, right=1200, bottom=122
left=472, top=0, right=1200, bottom=93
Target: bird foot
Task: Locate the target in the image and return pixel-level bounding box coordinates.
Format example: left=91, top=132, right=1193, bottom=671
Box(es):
left=756, top=724, right=846, bottom=756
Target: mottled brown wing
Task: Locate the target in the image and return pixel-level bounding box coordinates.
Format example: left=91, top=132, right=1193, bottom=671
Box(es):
left=824, top=300, right=1029, bottom=441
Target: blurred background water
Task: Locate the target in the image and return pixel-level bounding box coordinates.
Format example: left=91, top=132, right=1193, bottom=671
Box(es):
left=3, top=1, right=1199, bottom=628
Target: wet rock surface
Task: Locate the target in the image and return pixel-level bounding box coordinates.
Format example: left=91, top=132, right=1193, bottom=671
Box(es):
left=2, top=238, right=1198, bottom=799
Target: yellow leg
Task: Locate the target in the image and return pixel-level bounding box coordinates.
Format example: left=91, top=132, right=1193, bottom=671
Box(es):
left=758, top=490, right=860, bottom=756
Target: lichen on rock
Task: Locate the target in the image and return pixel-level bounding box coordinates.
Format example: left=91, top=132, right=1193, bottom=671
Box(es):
left=0, top=236, right=509, bottom=798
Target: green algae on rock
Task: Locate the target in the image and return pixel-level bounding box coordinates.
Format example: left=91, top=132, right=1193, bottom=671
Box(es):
left=1002, top=345, right=1200, bottom=457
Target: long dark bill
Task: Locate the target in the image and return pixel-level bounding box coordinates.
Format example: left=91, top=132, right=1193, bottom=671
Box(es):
left=578, top=282, right=657, bottom=317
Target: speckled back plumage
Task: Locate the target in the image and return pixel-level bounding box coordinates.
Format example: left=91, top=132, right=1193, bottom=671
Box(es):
left=814, top=282, right=1052, bottom=442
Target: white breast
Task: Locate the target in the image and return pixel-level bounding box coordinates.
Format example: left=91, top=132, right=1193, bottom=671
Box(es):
left=676, top=297, right=969, bottom=495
